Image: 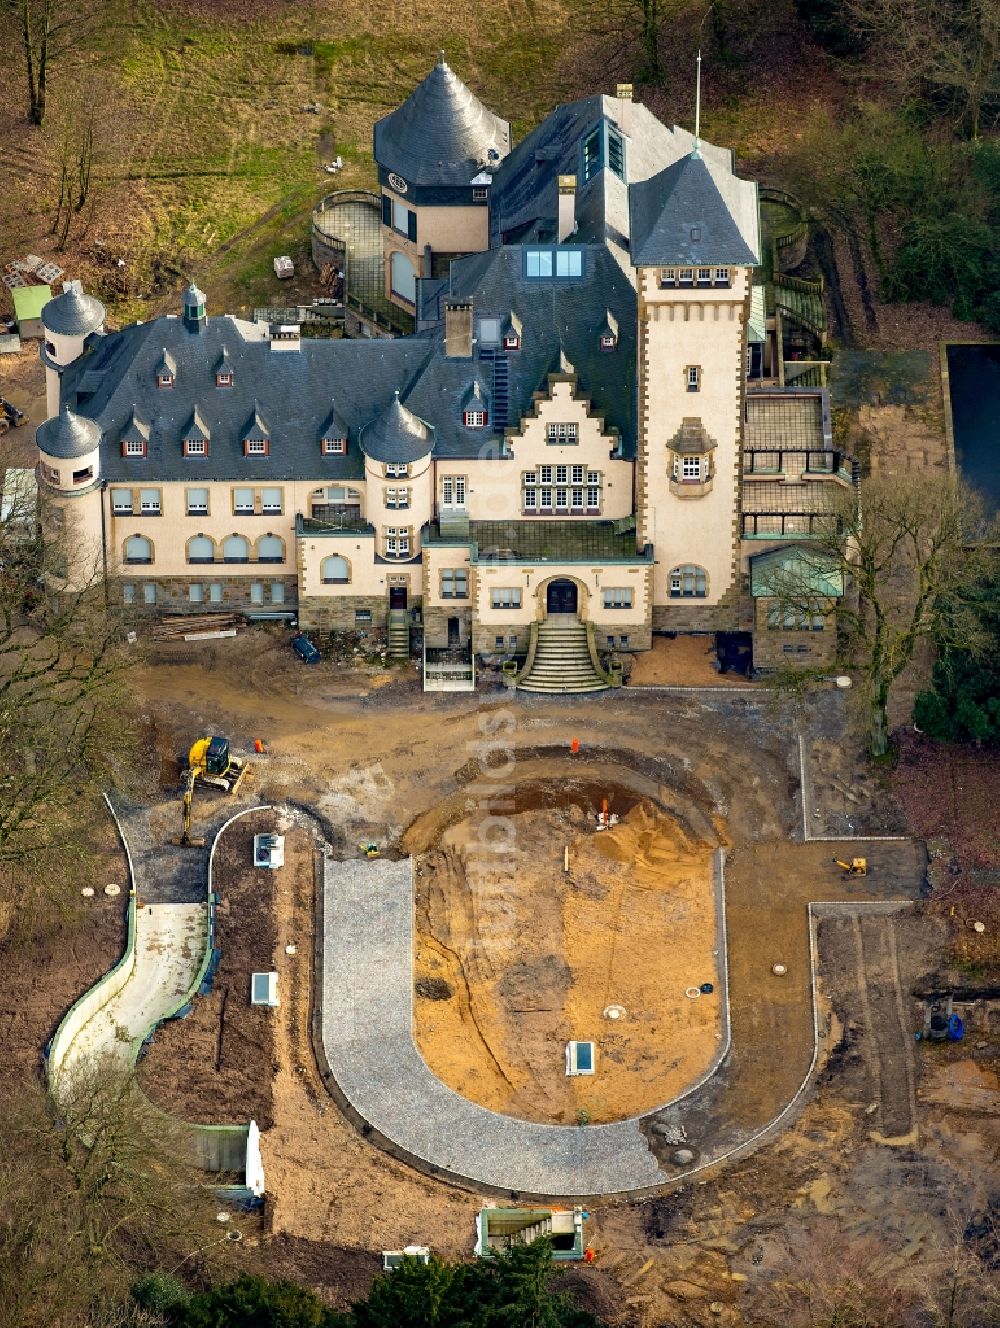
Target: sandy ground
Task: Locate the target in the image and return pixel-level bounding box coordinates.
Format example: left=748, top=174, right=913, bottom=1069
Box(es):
left=414, top=802, right=721, bottom=1124
left=628, top=635, right=755, bottom=688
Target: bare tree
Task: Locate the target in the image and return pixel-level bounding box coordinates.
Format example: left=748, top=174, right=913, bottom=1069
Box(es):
left=765, top=473, right=997, bottom=758
left=5, top=0, right=114, bottom=127
left=838, top=0, right=1000, bottom=137
left=0, top=462, right=141, bottom=926
left=0, top=1066, right=240, bottom=1328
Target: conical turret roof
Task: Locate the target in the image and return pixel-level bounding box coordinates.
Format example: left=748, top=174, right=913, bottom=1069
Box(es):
left=41, top=285, right=106, bottom=337
left=36, top=405, right=102, bottom=459
left=374, top=56, right=510, bottom=188
left=360, top=391, right=434, bottom=464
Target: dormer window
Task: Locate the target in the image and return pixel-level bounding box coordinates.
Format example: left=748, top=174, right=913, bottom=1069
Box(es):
left=601, top=334, right=617, bottom=350
left=322, top=437, right=346, bottom=455
left=184, top=438, right=207, bottom=456
left=503, top=332, right=520, bottom=351
left=157, top=374, right=173, bottom=388
left=155, top=348, right=177, bottom=388
left=216, top=373, right=232, bottom=388
left=245, top=438, right=269, bottom=456
left=122, top=439, right=147, bottom=458
left=464, top=409, right=487, bottom=428
left=243, top=403, right=270, bottom=457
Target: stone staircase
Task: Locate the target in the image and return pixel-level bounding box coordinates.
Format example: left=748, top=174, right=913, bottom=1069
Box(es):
left=387, top=609, right=410, bottom=659
left=517, top=618, right=607, bottom=694
left=508, top=1216, right=553, bottom=1246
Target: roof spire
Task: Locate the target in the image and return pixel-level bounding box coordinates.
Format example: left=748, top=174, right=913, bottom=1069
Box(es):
left=692, top=49, right=702, bottom=159
left=439, top=49, right=446, bottom=65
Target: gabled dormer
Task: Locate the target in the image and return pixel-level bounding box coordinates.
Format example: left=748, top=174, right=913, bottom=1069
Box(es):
left=319, top=404, right=349, bottom=456
left=599, top=310, right=618, bottom=351
left=242, top=401, right=270, bottom=457
left=155, top=347, right=176, bottom=388
left=120, top=407, right=150, bottom=458
left=502, top=312, right=522, bottom=352
left=461, top=379, right=490, bottom=430
left=182, top=406, right=211, bottom=457
left=214, top=347, right=234, bottom=388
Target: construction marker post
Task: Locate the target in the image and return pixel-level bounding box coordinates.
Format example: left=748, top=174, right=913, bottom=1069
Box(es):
left=570, top=737, right=580, bottom=755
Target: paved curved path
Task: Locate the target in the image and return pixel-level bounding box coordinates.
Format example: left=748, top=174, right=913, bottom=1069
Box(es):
left=319, top=839, right=926, bottom=1197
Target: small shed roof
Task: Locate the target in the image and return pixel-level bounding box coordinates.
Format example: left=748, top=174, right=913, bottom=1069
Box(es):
left=750, top=545, right=843, bottom=599
left=13, top=284, right=52, bottom=323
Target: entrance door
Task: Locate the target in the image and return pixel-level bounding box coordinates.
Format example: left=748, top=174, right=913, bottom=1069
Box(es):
left=546, top=579, right=578, bottom=614
left=389, top=586, right=407, bottom=610
left=447, top=616, right=461, bottom=647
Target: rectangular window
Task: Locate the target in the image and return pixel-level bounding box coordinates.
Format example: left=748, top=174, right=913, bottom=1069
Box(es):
left=216, top=373, right=232, bottom=388
left=546, top=422, right=578, bottom=445
left=556, top=465, right=568, bottom=483
left=539, top=465, right=552, bottom=484
left=495, top=635, right=505, bottom=650
left=245, top=438, right=268, bottom=455
left=250, top=582, right=264, bottom=605
left=607, top=126, right=625, bottom=179
left=386, top=487, right=411, bottom=509
left=385, top=463, right=409, bottom=478
left=508, top=635, right=518, bottom=651
left=184, top=439, right=206, bottom=456
left=583, top=125, right=602, bottom=181
left=355, top=608, right=372, bottom=625
left=658, top=268, right=676, bottom=287
left=122, top=583, right=135, bottom=604
left=555, top=486, right=568, bottom=508
left=187, top=487, right=209, bottom=516
left=679, top=268, right=694, bottom=284
left=678, top=455, right=703, bottom=480
left=209, top=583, right=223, bottom=604
left=523, top=484, right=537, bottom=511
left=142, top=583, right=156, bottom=605
left=714, top=266, right=730, bottom=284
left=539, top=486, right=552, bottom=509
left=571, top=487, right=584, bottom=509
left=322, top=437, right=346, bottom=455
left=571, top=464, right=585, bottom=484
left=697, top=267, right=712, bottom=283
left=686, top=365, right=701, bottom=392
left=189, top=583, right=204, bottom=603
left=587, top=484, right=600, bottom=509
left=464, top=410, right=487, bottom=428
left=619, top=635, right=630, bottom=648
left=385, top=527, right=410, bottom=557
left=392, top=198, right=409, bottom=233
left=139, top=488, right=161, bottom=515
left=270, top=581, right=285, bottom=604
left=440, top=569, right=469, bottom=599
left=525, top=248, right=553, bottom=278
left=261, top=487, right=282, bottom=514
left=72, top=466, right=93, bottom=485
left=111, top=488, right=133, bottom=515
left=491, top=588, right=522, bottom=609
left=123, top=440, right=146, bottom=457
left=603, top=588, right=633, bottom=608
left=477, top=317, right=501, bottom=346
left=442, top=476, right=466, bottom=506
left=233, top=487, right=254, bottom=514
left=555, top=249, right=582, bottom=277
left=472, top=186, right=488, bottom=202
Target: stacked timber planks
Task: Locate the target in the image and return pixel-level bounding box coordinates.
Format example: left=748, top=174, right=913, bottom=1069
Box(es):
left=151, top=613, right=243, bottom=642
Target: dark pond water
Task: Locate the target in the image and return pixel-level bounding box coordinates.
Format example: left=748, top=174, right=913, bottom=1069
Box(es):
left=947, top=343, right=1000, bottom=515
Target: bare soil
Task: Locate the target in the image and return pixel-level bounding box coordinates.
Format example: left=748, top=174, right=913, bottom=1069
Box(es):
left=414, top=802, right=721, bottom=1124
left=628, top=635, right=755, bottom=688
left=139, top=809, right=282, bottom=1128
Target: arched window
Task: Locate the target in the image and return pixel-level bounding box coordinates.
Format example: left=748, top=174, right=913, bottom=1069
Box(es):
left=669, top=564, right=708, bottom=598
left=186, top=534, right=214, bottom=564
left=222, top=534, right=249, bottom=563
left=321, top=554, right=350, bottom=584
left=390, top=251, right=416, bottom=304
left=124, top=534, right=152, bottom=565
left=257, top=534, right=285, bottom=564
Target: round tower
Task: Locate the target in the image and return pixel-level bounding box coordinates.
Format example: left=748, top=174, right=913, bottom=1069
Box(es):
left=40, top=285, right=106, bottom=419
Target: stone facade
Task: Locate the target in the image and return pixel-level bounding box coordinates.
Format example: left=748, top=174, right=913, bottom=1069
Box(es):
left=751, top=597, right=837, bottom=671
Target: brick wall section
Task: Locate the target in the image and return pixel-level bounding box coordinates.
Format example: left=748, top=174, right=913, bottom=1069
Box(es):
left=751, top=598, right=837, bottom=670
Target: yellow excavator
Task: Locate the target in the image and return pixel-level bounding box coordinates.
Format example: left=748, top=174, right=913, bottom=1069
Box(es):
left=832, top=856, right=868, bottom=877
left=176, top=736, right=250, bottom=847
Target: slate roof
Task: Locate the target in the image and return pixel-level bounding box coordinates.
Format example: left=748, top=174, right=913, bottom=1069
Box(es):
left=183, top=405, right=210, bottom=443
left=487, top=95, right=739, bottom=253
left=374, top=57, right=510, bottom=188
left=412, top=243, right=637, bottom=458
left=629, top=151, right=759, bottom=267
left=59, top=315, right=435, bottom=484
left=41, top=285, right=106, bottom=336
left=36, top=406, right=102, bottom=459
left=359, top=391, right=434, bottom=463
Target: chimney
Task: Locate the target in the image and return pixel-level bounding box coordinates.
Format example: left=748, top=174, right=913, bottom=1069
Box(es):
left=616, top=83, right=633, bottom=101
left=444, top=299, right=473, bottom=358
left=557, top=175, right=576, bottom=245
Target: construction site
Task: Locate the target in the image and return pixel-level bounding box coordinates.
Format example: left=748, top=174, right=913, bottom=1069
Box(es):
left=15, top=626, right=993, bottom=1323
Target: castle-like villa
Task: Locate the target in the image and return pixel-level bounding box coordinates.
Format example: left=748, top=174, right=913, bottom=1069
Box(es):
left=34, top=62, right=850, bottom=690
